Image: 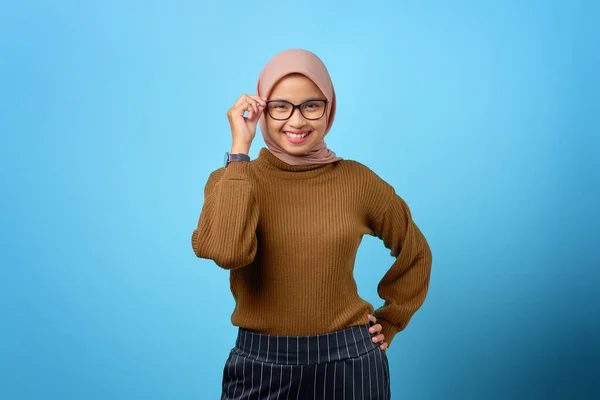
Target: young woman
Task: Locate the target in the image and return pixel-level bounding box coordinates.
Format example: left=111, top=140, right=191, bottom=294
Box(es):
left=191, top=48, right=432, bottom=399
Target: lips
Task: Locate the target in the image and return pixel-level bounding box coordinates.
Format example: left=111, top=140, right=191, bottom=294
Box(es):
left=285, top=131, right=310, bottom=139
left=284, top=130, right=311, bottom=144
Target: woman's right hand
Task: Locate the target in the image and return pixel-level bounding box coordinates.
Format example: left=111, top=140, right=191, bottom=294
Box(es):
left=226, top=94, right=267, bottom=154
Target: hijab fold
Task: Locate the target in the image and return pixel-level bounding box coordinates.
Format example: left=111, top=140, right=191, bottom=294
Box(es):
left=256, top=49, right=343, bottom=166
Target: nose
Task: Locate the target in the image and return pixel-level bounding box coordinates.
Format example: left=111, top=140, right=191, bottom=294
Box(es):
left=288, top=107, right=306, bottom=126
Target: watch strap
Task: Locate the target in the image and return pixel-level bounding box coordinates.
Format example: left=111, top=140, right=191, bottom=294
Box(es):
left=224, top=152, right=251, bottom=167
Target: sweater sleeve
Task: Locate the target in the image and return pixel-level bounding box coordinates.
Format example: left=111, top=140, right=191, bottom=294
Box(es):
left=191, top=162, right=259, bottom=270
left=366, top=175, right=433, bottom=348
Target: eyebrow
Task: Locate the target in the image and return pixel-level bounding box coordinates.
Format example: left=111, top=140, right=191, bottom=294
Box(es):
left=270, top=96, right=324, bottom=102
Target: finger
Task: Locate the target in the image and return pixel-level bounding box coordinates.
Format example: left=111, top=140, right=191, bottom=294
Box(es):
left=245, top=105, right=260, bottom=122
left=368, top=323, right=382, bottom=334
left=234, top=95, right=250, bottom=108
left=247, top=94, right=267, bottom=107
left=247, top=108, right=263, bottom=123
left=251, top=100, right=267, bottom=118
left=380, top=342, right=388, bottom=351
left=367, top=314, right=376, bottom=323
left=251, top=97, right=266, bottom=112
left=238, top=97, right=254, bottom=115
left=241, top=95, right=260, bottom=114
left=233, top=95, right=255, bottom=112
left=230, top=99, right=251, bottom=118
left=372, top=334, right=385, bottom=343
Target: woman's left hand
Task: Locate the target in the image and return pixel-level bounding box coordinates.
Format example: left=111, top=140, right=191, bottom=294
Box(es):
left=367, top=314, right=389, bottom=352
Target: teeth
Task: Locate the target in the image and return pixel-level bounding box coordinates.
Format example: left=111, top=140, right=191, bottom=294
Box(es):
left=285, top=131, right=309, bottom=139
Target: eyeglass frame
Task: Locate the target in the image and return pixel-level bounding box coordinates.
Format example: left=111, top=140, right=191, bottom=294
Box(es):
left=265, top=99, right=329, bottom=121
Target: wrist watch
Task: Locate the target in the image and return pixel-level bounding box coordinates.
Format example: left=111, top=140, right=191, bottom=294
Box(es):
left=224, top=152, right=251, bottom=167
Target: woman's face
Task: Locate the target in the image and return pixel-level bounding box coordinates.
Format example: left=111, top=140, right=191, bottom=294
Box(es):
left=265, top=73, right=328, bottom=156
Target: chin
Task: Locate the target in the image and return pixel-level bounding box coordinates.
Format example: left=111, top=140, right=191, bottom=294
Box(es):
left=276, top=132, right=322, bottom=156
left=280, top=142, right=316, bottom=156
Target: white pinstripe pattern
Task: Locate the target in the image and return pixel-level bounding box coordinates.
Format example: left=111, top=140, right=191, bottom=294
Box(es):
left=260, top=361, right=264, bottom=396
left=277, top=365, right=282, bottom=400
left=266, top=334, right=270, bottom=360
left=269, top=361, right=273, bottom=397
left=242, top=357, right=246, bottom=398
left=285, top=365, right=292, bottom=400
left=296, top=365, right=303, bottom=399
left=314, top=364, right=317, bottom=399
left=239, top=352, right=245, bottom=398
left=343, top=362, right=346, bottom=399
left=352, top=359, right=355, bottom=400
left=317, top=337, right=321, bottom=363
left=323, top=363, right=328, bottom=399
left=221, top=324, right=390, bottom=399
left=350, top=328, right=362, bottom=400
left=377, top=349, right=385, bottom=399
left=224, top=352, right=234, bottom=399
left=376, top=348, right=389, bottom=400
left=351, top=328, right=360, bottom=357
left=343, top=329, right=349, bottom=358
left=250, top=357, right=254, bottom=399
left=358, top=327, right=372, bottom=399
left=333, top=362, right=337, bottom=398
left=359, top=350, right=364, bottom=400
left=233, top=353, right=240, bottom=399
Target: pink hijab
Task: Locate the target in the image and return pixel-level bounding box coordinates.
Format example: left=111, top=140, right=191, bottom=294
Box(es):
left=256, top=49, right=343, bottom=166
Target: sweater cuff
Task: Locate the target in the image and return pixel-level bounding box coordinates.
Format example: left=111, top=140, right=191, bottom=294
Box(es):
left=377, top=319, right=400, bottom=349
left=223, top=161, right=251, bottom=180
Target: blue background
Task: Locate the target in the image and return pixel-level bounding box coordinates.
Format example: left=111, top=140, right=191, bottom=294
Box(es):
left=1, top=0, right=599, bottom=398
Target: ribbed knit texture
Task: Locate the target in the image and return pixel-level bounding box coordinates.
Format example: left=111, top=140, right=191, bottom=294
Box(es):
left=191, top=148, right=432, bottom=348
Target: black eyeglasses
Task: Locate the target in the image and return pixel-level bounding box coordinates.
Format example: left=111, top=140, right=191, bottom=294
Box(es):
left=265, top=99, right=328, bottom=120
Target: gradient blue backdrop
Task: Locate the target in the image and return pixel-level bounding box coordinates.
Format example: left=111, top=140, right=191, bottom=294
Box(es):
left=1, top=1, right=598, bottom=399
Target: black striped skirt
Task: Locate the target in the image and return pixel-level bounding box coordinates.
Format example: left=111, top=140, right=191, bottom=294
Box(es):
left=221, top=321, right=391, bottom=399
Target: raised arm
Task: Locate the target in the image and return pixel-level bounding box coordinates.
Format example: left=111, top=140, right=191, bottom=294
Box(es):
left=192, top=92, right=266, bottom=269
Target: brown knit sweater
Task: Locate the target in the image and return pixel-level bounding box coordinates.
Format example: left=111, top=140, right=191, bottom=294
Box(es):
left=191, top=147, right=432, bottom=348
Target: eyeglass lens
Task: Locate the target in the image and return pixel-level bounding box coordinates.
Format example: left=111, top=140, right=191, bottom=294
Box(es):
left=267, top=100, right=326, bottom=120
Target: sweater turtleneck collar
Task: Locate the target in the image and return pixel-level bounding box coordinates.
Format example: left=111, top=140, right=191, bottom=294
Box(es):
left=255, top=147, right=339, bottom=177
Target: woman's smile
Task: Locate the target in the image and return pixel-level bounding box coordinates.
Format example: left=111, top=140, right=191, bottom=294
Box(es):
left=284, top=130, right=312, bottom=143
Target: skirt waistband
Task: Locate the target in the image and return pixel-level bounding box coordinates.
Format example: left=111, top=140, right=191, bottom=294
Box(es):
left=234, top=322, right=380, bottom=366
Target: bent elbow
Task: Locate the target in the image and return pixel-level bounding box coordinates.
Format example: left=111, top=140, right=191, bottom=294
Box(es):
left=422, top=241, right=433, bottom=265
left=191, top=228, right=257, bottom=270
left=214, top=236, right=258, bottom=270
left=213, top=252, right=255, bottom=270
